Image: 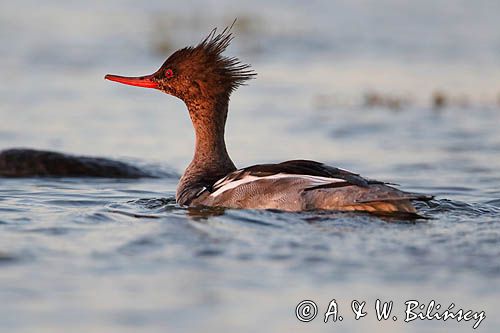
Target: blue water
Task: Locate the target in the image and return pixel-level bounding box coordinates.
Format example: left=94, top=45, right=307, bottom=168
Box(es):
left=1, top=1, right=500, bottom=332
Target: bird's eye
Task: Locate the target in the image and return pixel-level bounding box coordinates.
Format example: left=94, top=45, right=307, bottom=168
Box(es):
left=165, top=69, right=174, bottom=78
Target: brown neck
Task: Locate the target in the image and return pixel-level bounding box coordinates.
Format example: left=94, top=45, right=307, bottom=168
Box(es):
left=183, top=97, right=236, bottom=181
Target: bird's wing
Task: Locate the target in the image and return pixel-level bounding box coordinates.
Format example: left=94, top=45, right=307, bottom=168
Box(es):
left=210, top=159, right=375, bottom=193
left=189, top=160, right=432, bottom=212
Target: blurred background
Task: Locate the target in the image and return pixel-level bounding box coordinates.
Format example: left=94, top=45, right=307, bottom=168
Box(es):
left=1, top=1, right=499, bottom=332
left=2, top=0, right=500, bottom=168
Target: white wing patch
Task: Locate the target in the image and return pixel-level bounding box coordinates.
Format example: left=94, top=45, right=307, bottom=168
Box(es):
left=209, top=173, right=345, bottom=198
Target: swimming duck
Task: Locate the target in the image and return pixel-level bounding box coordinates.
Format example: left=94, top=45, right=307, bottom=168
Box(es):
left=0, top=148, right=152, bottom=178
left=105, top=26, right=431, bottom=214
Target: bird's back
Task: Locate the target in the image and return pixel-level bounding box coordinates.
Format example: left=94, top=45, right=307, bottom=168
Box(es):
left=186, top=160, right=431, bottom=214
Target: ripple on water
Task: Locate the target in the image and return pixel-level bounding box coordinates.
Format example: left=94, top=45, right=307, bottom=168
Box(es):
left=23, top=227, right=79, bottom=236
left=0, top=207, right=26, bottom=213
left=195, top=248, right=225, bottom=257
left=0, top=252, right=20, bottom=264
left=131, top=197, right=178, bottom=210
left=484, top=198, right=500, bottom=208
left=74, top=211, right=116, bottom=224
left=104, top=197, right=177, bottom=219
left=118, top=236, right=165, bottom=256
left=43, top=199, right=107, bottom=207
left=415, top=199, right=489, bottom=218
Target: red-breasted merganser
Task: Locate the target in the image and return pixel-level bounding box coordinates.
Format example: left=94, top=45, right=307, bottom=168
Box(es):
left=105, top=27, right=431, bottom=214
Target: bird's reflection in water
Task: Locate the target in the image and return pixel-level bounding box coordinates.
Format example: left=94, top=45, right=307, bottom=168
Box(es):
left=186, top=206, right=227, bottom=220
